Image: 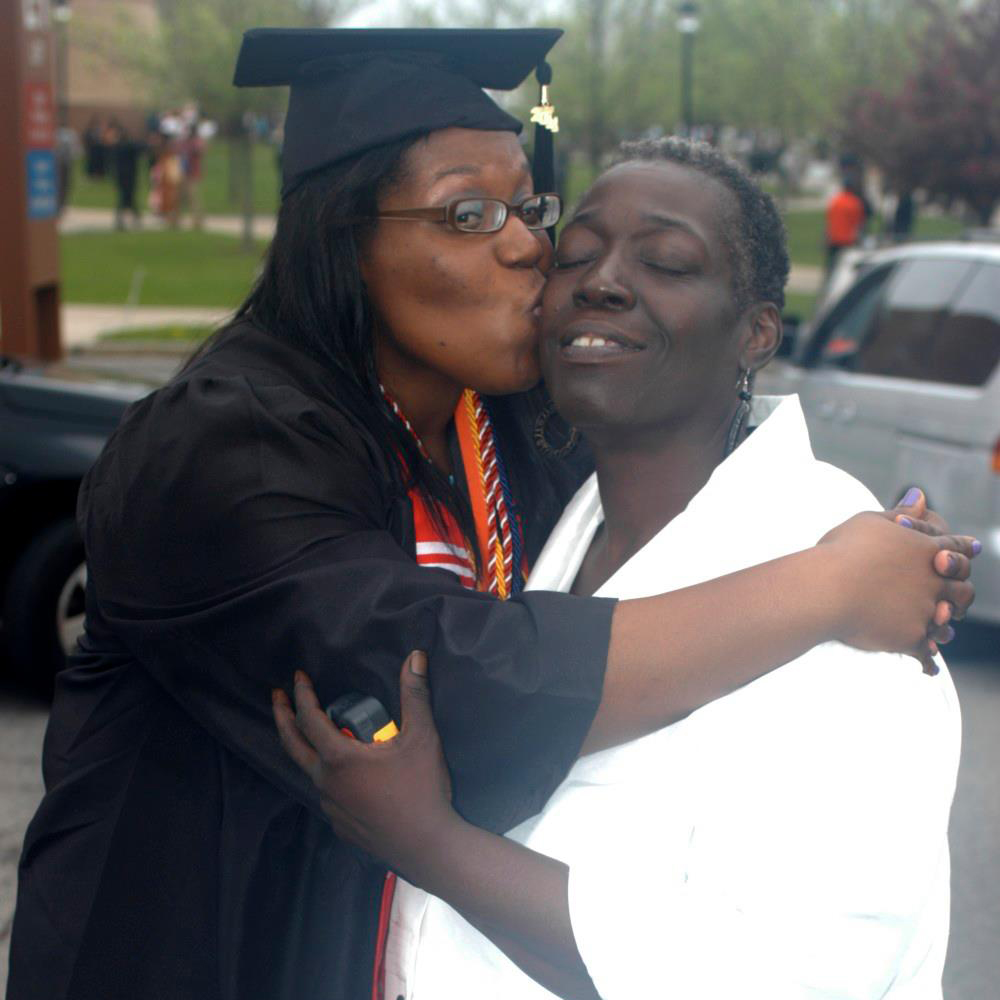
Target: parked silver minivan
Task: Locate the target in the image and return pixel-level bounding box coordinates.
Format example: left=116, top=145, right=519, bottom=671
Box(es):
left=759, top=241, right=1000, bottom=624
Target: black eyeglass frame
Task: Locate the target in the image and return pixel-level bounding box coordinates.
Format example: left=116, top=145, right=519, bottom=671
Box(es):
left=374, top=193, right=562, bottom=233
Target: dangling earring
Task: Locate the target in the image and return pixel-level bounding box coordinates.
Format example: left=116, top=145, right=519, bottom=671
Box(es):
left=534, top=400, right=580, bottom=458
left=724, top=369, right=753, bottom=457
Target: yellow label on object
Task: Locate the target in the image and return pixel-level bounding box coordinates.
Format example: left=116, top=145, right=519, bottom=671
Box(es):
left=530, top=103, right=559, bottom=133
left=373, top=721, right=400, bottom=743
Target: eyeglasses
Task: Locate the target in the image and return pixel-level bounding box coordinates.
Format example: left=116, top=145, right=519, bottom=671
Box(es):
left=375, top=193, right=562, bottom=234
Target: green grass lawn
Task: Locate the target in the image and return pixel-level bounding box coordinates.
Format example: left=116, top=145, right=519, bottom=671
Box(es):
left=99, top=324, right=214, bottom=342
left=59, top=204, right=967, bottom=311
left=69, top=141, right=282, bottom=217
left=61, top=230, right=266, bottom=307
left=783, top=290, right=818, bottom=321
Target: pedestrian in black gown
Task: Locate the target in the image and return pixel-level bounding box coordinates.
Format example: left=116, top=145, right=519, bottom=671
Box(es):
left=106, top=123, right=144, bottom=230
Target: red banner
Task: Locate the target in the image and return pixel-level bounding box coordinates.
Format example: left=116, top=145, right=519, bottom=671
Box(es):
left=24, top=80, right=55, bottom=149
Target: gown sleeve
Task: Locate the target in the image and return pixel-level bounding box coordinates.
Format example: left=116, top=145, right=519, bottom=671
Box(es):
left=78, top=372, right=613, bottom=834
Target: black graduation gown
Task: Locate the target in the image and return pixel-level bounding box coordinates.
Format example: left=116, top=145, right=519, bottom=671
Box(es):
left=7, top=321, right=613, bottom=1000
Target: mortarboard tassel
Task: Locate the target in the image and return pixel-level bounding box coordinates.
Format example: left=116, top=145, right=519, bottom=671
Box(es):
left=530, top=60, right=559, bottom=239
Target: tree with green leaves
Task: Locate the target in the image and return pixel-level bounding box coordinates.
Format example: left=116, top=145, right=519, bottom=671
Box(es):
left=398, top=0, right=934, bottom=191
left=844, top=0, right=1000, bottom=225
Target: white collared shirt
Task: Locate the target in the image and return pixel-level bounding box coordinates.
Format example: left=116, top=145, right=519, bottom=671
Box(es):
left=385, top=395, right=961, bottom=1000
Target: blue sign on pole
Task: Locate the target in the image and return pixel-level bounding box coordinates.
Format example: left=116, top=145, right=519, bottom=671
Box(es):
left=26, top=149, right=57, bottom=219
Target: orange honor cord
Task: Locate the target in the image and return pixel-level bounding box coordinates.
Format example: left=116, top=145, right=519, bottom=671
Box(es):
left=372, top=387, right=526, bottom=1000
left=371, top=872, right=397, bottom=1000
left=455, top=389, right=517, bottom=597
left=456, top=390, right=499, bottom=594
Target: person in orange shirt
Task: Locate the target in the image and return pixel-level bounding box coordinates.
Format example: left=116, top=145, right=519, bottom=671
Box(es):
left=826, top=182, right=867, bottom=270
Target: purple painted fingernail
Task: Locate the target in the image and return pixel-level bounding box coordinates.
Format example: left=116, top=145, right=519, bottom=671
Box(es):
left=897, top=516, right=914, bottom=529
left=901, top=487, right=921, bottom=507
left=972, top=539, right=982, bottom=556
left=942, top=625, right=956, bottom=643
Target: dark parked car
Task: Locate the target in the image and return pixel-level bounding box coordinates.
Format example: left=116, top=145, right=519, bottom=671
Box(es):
left=0, top=358, right=147, bottom=690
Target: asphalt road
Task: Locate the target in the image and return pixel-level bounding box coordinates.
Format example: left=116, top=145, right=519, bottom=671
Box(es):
left=941, top=626, right=1000, bottom=1000
left=0, top=681, right=47, bottom=996
left=1, top=630, right=997, bottom=997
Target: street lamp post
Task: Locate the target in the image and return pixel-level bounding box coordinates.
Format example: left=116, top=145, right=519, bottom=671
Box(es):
left=677, top=1, right=700, bottom=137
left=52, top=0, right=71, bottom=128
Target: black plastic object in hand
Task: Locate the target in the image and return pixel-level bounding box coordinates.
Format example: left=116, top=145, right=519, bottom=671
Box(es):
left=326, top=692, right=399, bottom=743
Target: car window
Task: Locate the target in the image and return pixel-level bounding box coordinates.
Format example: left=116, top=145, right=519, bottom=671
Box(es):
left=850, top=258, right=974, bottom=379
left=818, top=258, right=978, bottom=381
left=929, top=263, right=1000, bottom=387
left=813, top=265, right=895, bottom=369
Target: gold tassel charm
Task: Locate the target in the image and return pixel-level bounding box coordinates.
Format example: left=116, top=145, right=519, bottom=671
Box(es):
left=530, top=84, right=559, bottom=133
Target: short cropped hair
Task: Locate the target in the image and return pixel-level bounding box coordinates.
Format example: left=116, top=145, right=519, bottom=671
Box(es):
left=615, top=138, right=789, bottom=311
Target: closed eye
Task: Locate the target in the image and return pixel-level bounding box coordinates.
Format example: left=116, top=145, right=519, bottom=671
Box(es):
left=639, top=258, right=691, bottom=276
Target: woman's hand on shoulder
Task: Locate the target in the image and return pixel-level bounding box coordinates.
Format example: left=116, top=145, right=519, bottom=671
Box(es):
left=817, top=493, right=978, bottom=671
left=881, top=486, right=955, bottom=539
left=272, top=653, right=456, bottom=880
left=883, top=485, right=979, bottom=631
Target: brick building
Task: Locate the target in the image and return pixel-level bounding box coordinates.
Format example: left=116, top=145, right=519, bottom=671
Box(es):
left=58, top=0, right=159, bottom=135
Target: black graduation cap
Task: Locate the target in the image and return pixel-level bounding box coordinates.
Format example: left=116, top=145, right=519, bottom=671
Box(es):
left=233, top=27, right=563, bottom=199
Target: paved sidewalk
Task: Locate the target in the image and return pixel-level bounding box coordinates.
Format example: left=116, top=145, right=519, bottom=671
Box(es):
left=786, top=264, right=822, bottom=293
left=59, top=206, right=277, bottom=241
left=62, top=304, right=231, bottom=348
left=0, top=688, right=47, bottom=996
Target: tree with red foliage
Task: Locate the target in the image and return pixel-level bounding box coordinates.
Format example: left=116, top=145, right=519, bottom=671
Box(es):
left=844, top=0, right=1000, bottom=226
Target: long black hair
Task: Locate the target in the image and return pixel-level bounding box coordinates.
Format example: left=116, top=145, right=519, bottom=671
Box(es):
left=230, top=137, right=484, bottom=561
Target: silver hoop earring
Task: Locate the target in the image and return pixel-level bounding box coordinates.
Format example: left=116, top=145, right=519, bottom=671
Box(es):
left=724, top=369, right=752, bottom=457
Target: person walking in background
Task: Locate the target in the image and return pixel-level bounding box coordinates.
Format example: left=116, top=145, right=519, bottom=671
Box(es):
left=180, top=122, right=206, bottom=229
left=82, top=115, right=107, bottom=179
left=54, top=125, right=80, bottom=214
left=149, top=134, right=183, bottom=227
left=106, top=124, right=144, bottom=230
left=825, top=176, right=867, bottom=271
left=891, top=189, right=916, bottom=242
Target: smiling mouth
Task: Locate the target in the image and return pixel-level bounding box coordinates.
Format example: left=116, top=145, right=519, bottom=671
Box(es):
left=558, top=327, right=644, bottom=360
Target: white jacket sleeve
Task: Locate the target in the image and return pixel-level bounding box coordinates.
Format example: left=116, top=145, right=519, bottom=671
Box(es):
left=568, top=645, right=961, bottom=1000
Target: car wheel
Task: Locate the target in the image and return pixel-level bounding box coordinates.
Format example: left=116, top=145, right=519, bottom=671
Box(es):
left=3, top=517, right=86, bottom=693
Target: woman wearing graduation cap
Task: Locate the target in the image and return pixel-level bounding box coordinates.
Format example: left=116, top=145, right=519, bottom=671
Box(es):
left=8, top=28, right=975, bottom=1000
